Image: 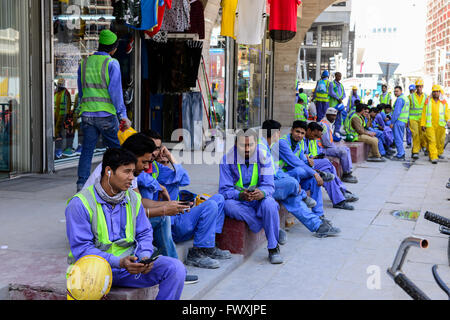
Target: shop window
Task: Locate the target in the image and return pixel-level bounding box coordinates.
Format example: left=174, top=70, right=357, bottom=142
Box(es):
left=0, top=0, right=31, bottom=177
left=52, top=0, right=135, bottom=163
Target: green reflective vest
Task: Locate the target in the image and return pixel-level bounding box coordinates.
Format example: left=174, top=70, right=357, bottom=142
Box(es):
left=277, top=134, right=304, bottom=172
left=395, top=95, right=410, bottom=124
left=151, top=163, right=160, bottom=180
left=409, top=93, right=427, bottom=121
left=424, top=98, right=446, bottom=128
left=329, top=81, right=344, bottom=108
left=80, top=54, right=116, bottom=115
left=54, top=89, right=70, bottom=116
left=67, top=185, right=141, bottom=265
left=380, top=92, right=391, bottom=105
left=315, top=79, right=330, bottom=102
left=344, top=111, right=356, bottom=134
left=295, top=103, right=307, bottom=121
left=347, top=113, right=364, bottom=139
left=235, top=163, right=259, bottom=189
left=307, top=139, right=319, bottom=157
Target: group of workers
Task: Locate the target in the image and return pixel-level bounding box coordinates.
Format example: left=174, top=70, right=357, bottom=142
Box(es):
left=295, top=71, right=450, bottom=164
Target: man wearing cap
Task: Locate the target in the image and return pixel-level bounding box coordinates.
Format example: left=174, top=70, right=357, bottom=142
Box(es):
left=328, top=72, right=346, bottom=136
left=421, top=85, right=450, bottom=164
left=347, top=86, right=360, bottom=114
left=76, top=29, right=132, bottom=192
left=320, top=108, right=357, bottom=183
left=390, top=86, right=410, bottom=161
left=409, top=79, right=428, bottom=159
left=312, top=70, right=330, bottom=121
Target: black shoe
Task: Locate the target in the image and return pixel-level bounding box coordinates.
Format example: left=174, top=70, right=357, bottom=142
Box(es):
left=317, top=170, right=335, bottom=182
left=406, top=144, right=412, bottom=149
left=320, top=215, right=332, bottom=224
left=391, top=155, right=405, bottom=161
left=431, top=159, right=438, bottom=164
left=333, top=201, right=354, bottom=210
left=278, top=229, right=287, bottom=245
left=341, top=173, right=358, bottom=184
left=411, top=153, right=419, bottom=160
left=344, top=190, right=359, bottom=202
left=185, top=274, right=199, bottom=285
left=367, top=156, right=386, bottom=162
left=386, top=149, right=396, bottom=156
left=268, top=245, right=283, bottom=264
left=186, top=247, right=220, bottom=269
left=314, top=221, right=341, bottom=238
left=201, top=247, right=232, bottom=260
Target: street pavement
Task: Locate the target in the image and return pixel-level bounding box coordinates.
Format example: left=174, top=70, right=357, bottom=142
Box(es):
left=0, top=149, right=449, bottom=300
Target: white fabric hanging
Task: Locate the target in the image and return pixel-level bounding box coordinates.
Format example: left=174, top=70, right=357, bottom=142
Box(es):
left=235, top=0, right=267, bottom=45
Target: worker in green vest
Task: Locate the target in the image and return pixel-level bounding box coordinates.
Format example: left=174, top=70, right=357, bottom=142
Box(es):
left=76, top=29, right=132, bottom=192
left=294, top=95, right=308, bottom=121
left=380, top=84, right=392, bottom=106
left=54, top=78, right=72, bottom=159
left=390, top=86, right=410, bottom=161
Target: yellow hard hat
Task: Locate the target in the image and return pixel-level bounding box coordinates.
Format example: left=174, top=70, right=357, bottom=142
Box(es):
left=312, top=88, right=315, bottom=93
left=415, top=79, right=424, bottom=86
left=432, top=84, right=442, bottom=93
left=352, top=86, right=358, bottom=90
left=66, top=255, right=112, bottom=300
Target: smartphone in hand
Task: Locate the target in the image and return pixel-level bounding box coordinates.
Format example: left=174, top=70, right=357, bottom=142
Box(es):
left=139, top=255, right=161, bottom=265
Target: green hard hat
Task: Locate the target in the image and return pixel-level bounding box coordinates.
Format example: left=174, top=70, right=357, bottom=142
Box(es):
left=345, top=133, right=356, bottom=142
left=99, top=29, right=118, bottom=46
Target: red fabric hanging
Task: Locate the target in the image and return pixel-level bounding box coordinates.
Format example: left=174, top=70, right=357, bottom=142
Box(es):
left=268, top=0, right=301, bottom=43
left=144, top=0, right=173, bottom=37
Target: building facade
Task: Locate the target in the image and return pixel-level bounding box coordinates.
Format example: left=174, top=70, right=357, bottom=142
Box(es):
left=425, top=0, right=450, bottom=90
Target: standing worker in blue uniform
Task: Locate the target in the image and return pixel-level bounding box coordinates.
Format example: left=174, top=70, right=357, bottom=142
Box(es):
left=390, top=86, right=410, bottom=161
left=261, top=120, right=341, bottom=238
left=312, top=70, right=331, bottom=121
left=328, top=72, right=346, bottom=135
left=65, top=148, right=186, bottom=300
left=219, top=129, right=283, bottom=264
left=76, top=29, right=132, bottom=192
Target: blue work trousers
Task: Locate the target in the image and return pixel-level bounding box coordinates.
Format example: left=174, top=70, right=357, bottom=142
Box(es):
left=77, top=115, right=121, bottom=186
left=112, top=256, right=186, bottom=300
left=150, top=216, right=178, bottom=259
left=224, top=197, right=280, bottom=249
left=273, top=176, right=322, bottom=232
left=313, top=158, right=347, bottom=205
left=171, top=194, right=225, bottom=248
left=393, top=121, right=406, bottom=158
left=316, top=101, right=329, bottom=121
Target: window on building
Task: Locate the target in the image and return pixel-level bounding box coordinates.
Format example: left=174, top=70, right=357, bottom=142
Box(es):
left=321, top=26, right=342, bottom=48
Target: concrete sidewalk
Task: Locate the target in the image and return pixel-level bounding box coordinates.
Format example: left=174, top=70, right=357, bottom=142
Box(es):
left=0, top=150, right=449, bottom=300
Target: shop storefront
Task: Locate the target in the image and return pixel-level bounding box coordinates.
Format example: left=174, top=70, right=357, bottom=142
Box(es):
left=0, top=0, right=276, bottom=179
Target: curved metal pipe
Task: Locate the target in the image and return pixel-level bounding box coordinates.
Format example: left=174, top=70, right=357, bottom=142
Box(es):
left=387, top=237, right=428, bottom=278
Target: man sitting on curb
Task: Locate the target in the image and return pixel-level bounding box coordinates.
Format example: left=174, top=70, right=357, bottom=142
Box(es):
left=305, top=122, right=359, bottom=211
left=138, top=130, right=231, bottom=269
left=347, top=104, right=387, bottom=162
left=261, top=120, right=341, bottom=238
left=319, top=107, right=358, bottom=183
left=66, top=148, right=186, bottom=300
left=219, top=129, right=283, bottom=264
left=82, top=133, right=198, bottom=284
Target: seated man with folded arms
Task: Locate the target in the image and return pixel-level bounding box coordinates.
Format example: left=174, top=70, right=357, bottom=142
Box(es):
left=348, top=104, right=387, bottom=162
left=261, top=120, right=341, bottom=238
left=65, top=148, right=186, bottom=300
left=319, top=107, right=358, bottom=183
left=305, top=121, right=359, bottom=211
left=219, top=129, right=283, bottom=264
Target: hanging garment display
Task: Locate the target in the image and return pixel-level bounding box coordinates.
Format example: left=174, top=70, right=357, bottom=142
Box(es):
left=186, top=0, right=205, bottom=39
left=161, top=0, right=191, bottom=32
left=235, top=0, right=267, bottom=45
left=269, top=0, right=301, bottom=43
left=182, top=92, right=203, bottom=151
left=144, top=0, right=173, bottom=37
left=144, top=39, right=203, bottom=93
left=220, top=0, right=238, bottom=39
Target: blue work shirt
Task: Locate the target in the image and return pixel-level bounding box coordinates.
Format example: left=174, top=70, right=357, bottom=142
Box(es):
left=219, top=145, right=275, bottom=201
left=65, top=188, right=153, bottom=270
left=77, top=52, right=128, bottom=120
left=258, top=137, right=291, bottom=180
left=347, top=94, right=360, bottom=112
left=329, top=80, right=346, bottom=101
left=136, top=171, right=162, bottom=201
left=151, top=162, right=190, bottom=201
left=391, top=94, right=406, bottom=124
left=275, top=134, right=316, bottom=177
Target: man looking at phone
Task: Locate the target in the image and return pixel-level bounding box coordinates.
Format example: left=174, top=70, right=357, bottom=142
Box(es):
left=65, top=148, right=186, bottom=300
left=305, top=122, right=358, bottom=210
left=219, top=129, right=283, bottom=264
left=138, top=130, right=230, bottom=269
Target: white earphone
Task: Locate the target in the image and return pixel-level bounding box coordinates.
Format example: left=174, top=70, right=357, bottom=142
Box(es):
left=108, top=170, right=111, bottom=177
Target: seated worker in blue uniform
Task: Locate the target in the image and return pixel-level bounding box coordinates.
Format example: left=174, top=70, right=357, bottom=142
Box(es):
left=65, top=148, right=186, bottom=300
left=138, top=130, right=230, bottom=270
left=261, top=120, right=341, bottom=238
left=219, top=128, right=283, bottom=264
left=305, top=121, right=359, bottom=210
